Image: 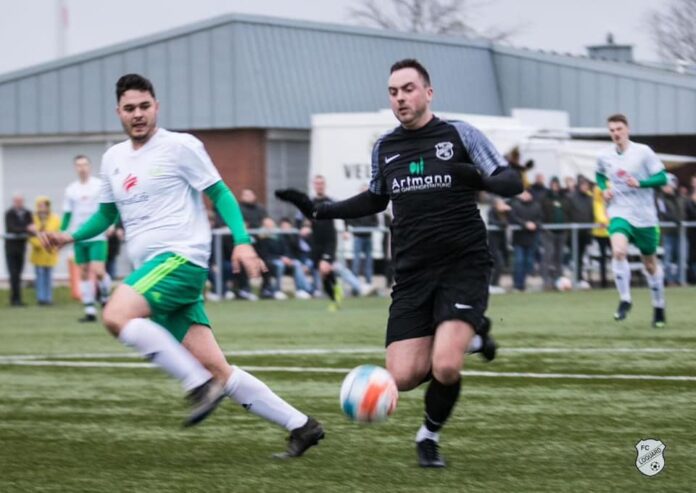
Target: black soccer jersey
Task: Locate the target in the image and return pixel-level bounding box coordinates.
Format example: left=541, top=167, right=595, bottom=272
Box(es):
left=369, top=116, right=506, bottom=273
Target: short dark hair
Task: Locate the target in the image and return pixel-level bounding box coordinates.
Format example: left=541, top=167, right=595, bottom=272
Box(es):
left=390, top=59, right=431, bottom=86
left=116, top=73, right=156, bottom=102
left=74, top=154, right=90, bottom=163
left=607, top=113, right=629, bottom=126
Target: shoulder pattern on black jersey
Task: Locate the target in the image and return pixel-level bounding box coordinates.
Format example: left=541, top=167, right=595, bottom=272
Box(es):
left=448, top=120, right=506, bottom=177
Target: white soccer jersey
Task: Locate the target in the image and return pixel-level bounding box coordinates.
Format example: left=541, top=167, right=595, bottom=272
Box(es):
left=99, top=128, right=221, bottom=268
left=62, top=176, right=106, bottom=241
left=596, top=141, right=664, bottom=227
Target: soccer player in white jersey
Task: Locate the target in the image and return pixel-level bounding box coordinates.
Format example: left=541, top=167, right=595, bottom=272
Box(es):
left=596, top=113, right=667, bottom=327
left=41, top=74, right=324, bottom=457
left=61, top=155, right=112, bottom=321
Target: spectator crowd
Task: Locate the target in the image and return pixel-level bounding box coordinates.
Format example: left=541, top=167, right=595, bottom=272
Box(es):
left=5, top=172, right=696, bottom=306
left=486, top=169, right=696, bottom=293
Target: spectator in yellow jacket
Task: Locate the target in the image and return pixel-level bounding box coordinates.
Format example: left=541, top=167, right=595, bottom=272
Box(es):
left=29, top=196, right=61, bottom=305
left=592, top=185, right=611, bottom=288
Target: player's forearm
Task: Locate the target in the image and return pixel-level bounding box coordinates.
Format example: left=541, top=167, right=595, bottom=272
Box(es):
left=596, top=173, right=608, bottom=191
left=481, top=167, right=523, bottom=197
left=72, top=203, right=118, bottom=242
left=315, top=191, right=389, bottom=220
left=204, top=181, right=251, bottom=245
left=60, top=212, right=72, bottom=232
left=639, top=170, right=667, bottom=188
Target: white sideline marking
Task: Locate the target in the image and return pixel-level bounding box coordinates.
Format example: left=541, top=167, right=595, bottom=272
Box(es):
left=2, top=360, right=695, bottom=382
left=0, top=346, right=692, bottom=362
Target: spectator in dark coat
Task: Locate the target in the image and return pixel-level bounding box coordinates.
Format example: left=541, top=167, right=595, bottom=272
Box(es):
left=509, top=190, right=543, bottom=291
left=255, top=217, right=289, bottom=299
left=541, top=177, right=570, bottom=289
left=5, top=194, right=33, bottom=306
left=487, top=197, right=510, bottom=292
left=684, top=175, right=696, bottom=284
left=656, top=174, right=684, bottom=285
left=236, top=188, right=267, bottom=297
left=529, top=173, right=549, bottom=202
left=566, top=177, right=594, bottom=287
left=239, top=189, right=267, bottom=229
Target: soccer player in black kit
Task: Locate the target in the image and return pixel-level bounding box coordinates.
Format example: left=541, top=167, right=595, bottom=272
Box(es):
left=277, top=59, right=522, bottom=467
left=309, top=175, right=344, bottom=310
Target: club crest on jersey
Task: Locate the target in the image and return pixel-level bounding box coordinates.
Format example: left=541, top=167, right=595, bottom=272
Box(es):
left=435, top=141, right=454, bottom=161
left=123, top=173, right=138, bottom=192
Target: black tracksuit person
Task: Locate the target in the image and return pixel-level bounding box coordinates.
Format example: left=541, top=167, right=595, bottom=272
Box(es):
left=5, top=194, right=33, bottom=306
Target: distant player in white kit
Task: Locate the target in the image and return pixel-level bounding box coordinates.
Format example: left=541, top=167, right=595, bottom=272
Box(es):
left=596, top=114, right=667, bottom=327
left=61, top=155, right=112, bottom=322
left=41, top=74, right=324, bottom=457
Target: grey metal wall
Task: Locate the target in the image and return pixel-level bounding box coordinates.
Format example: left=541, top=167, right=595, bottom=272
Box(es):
left=265, top=131, right=310, bottom=221
left=0, top=141, right=112, bottom=280
left=493, top=46, right=696, bottom=134
left=0, top=15, right=502, bottom=136
left=2, top=14, right=696, bottom=137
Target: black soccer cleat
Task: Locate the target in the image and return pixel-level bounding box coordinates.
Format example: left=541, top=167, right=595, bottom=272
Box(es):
left=416, top=439, right=446, bottom=468
left=652, top=307, right=666, bottom=328
left=275, top=416, right=325, bottom=459
left=478, top=316, right=497, bottom=362
left=613, top=301, right=632, bottom=321
left=79, top=314, right=98, bottom=323
left=183, top=378, right=226, bottom=427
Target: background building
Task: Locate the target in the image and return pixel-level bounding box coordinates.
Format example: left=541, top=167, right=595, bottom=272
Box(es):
left=2, top=13, right=696, bottom=279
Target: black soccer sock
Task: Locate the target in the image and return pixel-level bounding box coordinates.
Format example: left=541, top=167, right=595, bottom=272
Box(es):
left=424, top=377, right=461, bottom=433
left=323, top=272, right=336, bottom=301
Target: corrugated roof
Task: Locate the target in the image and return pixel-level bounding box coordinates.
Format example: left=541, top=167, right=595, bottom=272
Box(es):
left=1, top=14, right=695, bottom=136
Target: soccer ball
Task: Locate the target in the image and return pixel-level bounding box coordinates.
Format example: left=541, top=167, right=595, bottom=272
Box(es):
left=340, top=365, right=398, bottom=423
left=555, top=276, right=573, bottom=292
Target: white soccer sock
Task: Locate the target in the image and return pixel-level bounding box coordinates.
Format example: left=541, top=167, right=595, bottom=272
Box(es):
left=98, top=274, right=112, bottom=300
left=611, top=258, right=632, bottom=302
left=416, top=424, right=440, bottom=443
left=224, top=365, right=307, bottom=431
left=118, top=318, right=211, bottom=392
left=467, top=335, right=483, bottom=353
left=642, top=265, right=666, bottom=308
left=81, top=280, right=95, bottom=306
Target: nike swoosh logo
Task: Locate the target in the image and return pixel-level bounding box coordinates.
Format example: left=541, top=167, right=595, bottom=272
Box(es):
left=385, top=154, right=400, bottom=164
left=454, top=303, right=472, bottom=310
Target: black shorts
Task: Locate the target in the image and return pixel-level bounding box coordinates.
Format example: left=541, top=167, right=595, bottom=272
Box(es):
left=312, top=242, right=336, bottom=266
left=385, top=260, right=490, bottom=346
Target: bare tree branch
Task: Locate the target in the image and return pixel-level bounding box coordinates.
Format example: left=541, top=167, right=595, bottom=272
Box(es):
left=348, top=0, right=519, bottom=42
left=648, top=0, right=696, bottom=63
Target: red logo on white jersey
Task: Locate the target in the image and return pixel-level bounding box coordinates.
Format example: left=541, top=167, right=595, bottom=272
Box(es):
left=123, top=173, right=138, bottom=192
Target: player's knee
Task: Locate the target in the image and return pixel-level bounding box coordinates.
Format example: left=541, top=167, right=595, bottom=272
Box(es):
left=613, top=250, right=628, bottom=261
left=432, top=362, right=461, bottom=385
left=388, top=367, right=425, bottom=391
left=102, top=304, right=127, bottom=337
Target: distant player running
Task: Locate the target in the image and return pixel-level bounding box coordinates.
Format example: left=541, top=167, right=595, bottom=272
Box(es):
left=61, top=155, right=112, bottom=322
left=596, top=113, right=667, bottom=327
left=42, top=74, right=323, bottom=457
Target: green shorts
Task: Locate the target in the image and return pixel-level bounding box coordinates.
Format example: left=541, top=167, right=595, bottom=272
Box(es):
left=124, top=252, right=211, bottom=342
left=74, top=240, right=108, bottom=265
left=608, top=217, right=660, bottom=256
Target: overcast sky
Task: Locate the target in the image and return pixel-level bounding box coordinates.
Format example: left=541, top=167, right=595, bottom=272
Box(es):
left=0, top=0, right=670, bottom=76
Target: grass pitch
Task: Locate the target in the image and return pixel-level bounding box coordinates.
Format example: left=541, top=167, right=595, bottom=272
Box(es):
left=1, top=287, right=695, bottom=492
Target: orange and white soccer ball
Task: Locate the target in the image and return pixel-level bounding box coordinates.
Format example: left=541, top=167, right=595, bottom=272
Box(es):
left=340, top=365, right=398, bottom=423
